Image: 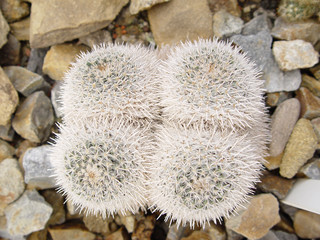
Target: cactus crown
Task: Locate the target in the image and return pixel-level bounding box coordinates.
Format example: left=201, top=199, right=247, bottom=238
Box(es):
left=278, top=0, right=320, bottom=22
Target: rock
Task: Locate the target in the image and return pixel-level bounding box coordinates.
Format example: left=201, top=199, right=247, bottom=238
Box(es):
left=9, top=17, right=29, bottom=41
left=78, top=30, right=112, bottom=48
left=132, top=215, right=155, bottom=240
left=105, top=227, right=127, bottom=240
left=269, top=98, right=300, bottom=157
left=0, top=215, right=26, bottom=240
left=0, top=10, right=9, bottom=49
left=311, top=117, right=320, bottom=140
left=275, top=215, right=295, bottom=234
left=49, top=226, right=96, bottom=240
left=148, top=0, right=213, bottom=46
left=30, top=0, right=128, bottom=48
left=280, top=118, right=318, bottom=178
left=205, top=224, right=226, bottom=240
left=166, top=223, right=184, bottom=240
left=225, top=228, right=244, bottom=240
left=225, top=194, right=280, bottom=239
left=51, top=81, right=63, bottom=118
left=272, top=40, right=319, bottom=71
left=271, top=17, right=320, bottom=45
left=15, top=140, right=36, bottom=158
left=119, top=213, right=136, bottom=233
left=27, top=48, right=49, bottom=76
left=12, top=91, right=54, bottom=143
left=66, top=201, right=82, bottom=217
left=4, top=66, right=49, bottom=97
left=0, top=123, right=14, bottom=142
left=298, top=158, right=320, bottom=179
left=181, top=231, right=210, bottom=240
left=296, top=87, right=320, bottom=119
left=0, top=34, right=21, bottom=65
left=301, top=74, right=320, bottom=98
left=28, top=229, right=48, bottom=240
left=310, top=64, right=320, bottom=80
left=4, top=190, right=53, bottom=236
left=213, top=10, right=243, bottom=38
left=0, top=67, right=19, bottom=126
left=42, top=190, right=65, bottom=225
left=257, top=231, right=279, bottom=240
left=42, top=43, right=89, bottom=81
left=22, top=145, right=56, bottom=189
left=207, top=0, right=241, bottom=17
left=274, top=230, right=297, bottom=240
left=257, top=172, right=295, bottom=199
left=242, top=12, right=272, bottom=35
left=0, top=139, right=14, bottom=161
left=280, top=203, right=298, bottom=221
left=294, top=210, right=320, bottom=238
left=266, top=92, right=292, bottom=107
left=0, top=0, right=29, bottom=23
left=130, top=0, right=170, bottom=15
left=264, top=153, right=283, bottom=170
left=82, top=214, right=111, bottom=234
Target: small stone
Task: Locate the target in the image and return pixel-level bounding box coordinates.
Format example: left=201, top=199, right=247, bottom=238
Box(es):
left=0, top=34, right=21, bottom=65
left=4, top=190, right=53, bottom=236
left=257, top=231, right=279, bottom=240
left=78, top=30, right=112, bottom=48
left=213, top=10, right=243, bottom=38
left=207, top=0, right=241, bottom=17
left=296, top=87, right=320, bottom=119
left=148, top=0, right=213, bottom=46
left=166, top=223, right=184, bottom=240
left=9, top=17, right=29, bottom=41
left=49, top=226, right=96, bottom=240
left=119, top=213, right=136, bottom=233
left=0, top=122, right=14, bottom=142
left=294, top=210, right=320, bottom=238
left=298, top=158, right=320, bottom=179
left=264, top=153, right=283, bottom=171
left=257, top=172, right=295, bottom=200
left=42, top=190, right=65, bottom=225
left=42, top=43, right=89, bottom=81
left=22, top=145, right=56, bottom=189
left=51, top=80, right=63, bottom=118
left=225, top=194, right=280, bottom=239
left=273, top=40, right=319, bottom=71
left=0, top=10, right=9, bottom=48
left=274, top=230, right=298, bottom=240
left=12, top=91, right=54, bottom=143
left=28, top=229, right=48, bottom=240
left=0, top=215, right=26, bottom=240
left=271, top=17, right=320, bottom=45
left=266, top=92, right=293, bottom=107
left=205, top=224, right=226, bottom=240
left=181, top=231, right=210, bottom=240
left=275, top=215, right=295, bottom=234
left=226, top=228, right=244, bottom=240
left=280, top=203, right=298, bottom=221
left=130, top=0, right=170, bottom=15
left=4, top=66, right=49, bottom=97
left=242, top=12, right=272, bottom=35
left=269, top=98, right=300, bottom=157
left=0, top=139, right=14, bottom=161
left=280, top=118, right=318, bottom=178
left=132, top=215, right=155, bottom=240
left=0, top=0, right=29, bottom=23
left=311, top=117, right=320, bottom=140
left=83, top=214, right=111, bottom=234
left=105, top=227, right=127, bottom=240
left=27, top=48, right=49, bottom=76
left=301, top=74, right=320, bottom=98
left=0, top=67, right=19, bottom=126
left=310, top=64, right=320, bottom=80
left=15, top=140, right=36, bottom=158
left=30, top=0, right=128, bottom=48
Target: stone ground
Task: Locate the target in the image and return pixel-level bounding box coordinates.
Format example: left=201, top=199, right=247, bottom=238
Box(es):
left=0, top=0, right=320, bottom=239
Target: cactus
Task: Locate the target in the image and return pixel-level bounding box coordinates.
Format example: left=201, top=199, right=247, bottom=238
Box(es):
left=278, top=0, right=320, bottom=22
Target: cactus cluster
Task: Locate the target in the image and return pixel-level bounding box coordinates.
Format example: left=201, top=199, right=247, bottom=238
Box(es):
left=278, top=0, right=320, bottom=22
left=51, top=40, right=269, bottom=227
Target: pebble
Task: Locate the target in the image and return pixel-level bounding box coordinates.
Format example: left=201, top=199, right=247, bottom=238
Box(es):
left=298, top=158, right=320, bottom=180
left=213, top=10, right=243, bottom=38
left=0, top=123, right=14, bottom=142
left=166, top=223, right=184, bottom=240
left=105, top=227, right=127, bottom=240
left=0, top=215, right=26, bottom=240
left=271, top=17, right=320, bottom=45
left=181, top=231, right=210, bottom=240
left=51, top=80, right=64, bottom=118
left=9, top=17, right=30, bottom=41
left=0, top=10, right=9, bottom=48
left=206, top=224, right=226, bottom=240
left=42, top=190, right=65, bottom=225
left=0, top=139, right=15, bottom=161
left=225, top=228, right=243, bottom=240
left=310, top=64, right=320, bottom=80
left=0, top=0, right=29, bottom=23
left=301, top=74, right=320, bottom=98
left=272, top=40, right=319, bottom=71
left=269, top=98, right=300, bottom=157
left=241, top=12, right=271, bottom=35
left=4, top=66, right=49, bottom=97
left=0, top=34, right=21, bottom=65
left=119, top=213, right=136, bottom=233
left=131, top=215, right=155, bottom=240
left=225, top=194, right=280, bottom=239
left=12, top=91, right=54, bottom=143
left=15, top=140, right=36, bottom=158
left=82, top=214, right=112, bottom=234
left=280, top=118, right=318, bottom=178
left=4, top=190, right=53, bottom=236
left=294, top=210, right=320, bottom=239
left=274, top=230, right=298, bottom=240
left=311, top=117, right=320, bottom=140
left=42, top=43, right=89, bottom=81
left=29, top=0, right=128, bottom=48
left=28, top=229, right=48, bottom=240
left=27, top=47, right=49, bottom=76
left=207, top=0, right=241, bottom=17
left=0, top=67, right=19, bottom=126
left=130, top=0, right=170, bottom=15
left=264, top=153, right=283, bottom=171
left=266, top=92, right=292, bottom=107
left=78, top=30, right=112, bottom=48
left=296, top=87, right=320, bottom=119
left=280, top=203, right=298, bottom=221
left=48, top=225, right=96, bottom=240
left=22, top=145, right=56, bottom=189
left=257, top=231, right=278, bottom=240
left=148, top=0, right=213, bottom=45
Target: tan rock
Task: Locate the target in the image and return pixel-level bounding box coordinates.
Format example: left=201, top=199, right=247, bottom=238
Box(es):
left=78, top=30, right=112, bottom=48
left=83, top=214, right=112, bottom=234
left=301, top=74, right=320, bottom=98
left=310, top=64, right=320, bottom=80
left=30, top=0, right=129, bottom=48
left=280, top=118, right=318, bottom=178
left=105, top=227, right=128, bottom=240
left=131, top=215, right=155, bottom=240
left=28, top=229, right=48, bottom=240
left=148, top=0, right=213, bottom=46
left=0, top=139, right=14, bottom=161
left=0, top=122, right=14, bottom=142
left=0, top=0, right=29, bottom=23
left=294, top=210, right=320, bottom=238
left=0, top=9, right=9, bottom=48
left=0, top=67, right=19, bottom=126
left=181, top=231, right=210, bottom=240
left=119, top=213, right=136, bottom=233
left=49, top=226, right=96, bottom=240
left=207, top=0, right=241, bottom=17
left=0, top=34, right=21, bottom=66
left=205, top=224, right=226, bottom=240
left=9, top=17, right=30, bottom=41
left=264, top=153, right=283, bottom=170
left=296, top=87, right=320, bottom=119
left=15, top=139, right=36, bottom=158
left=42, top=190, right=65, bottom=226
left=43, top=43, right=89, bottom=81
left=311, top=117, right=320, bottom=141
left=130, top=0, right=170, bottom=15
left=225, top=194, right=280, bottom=239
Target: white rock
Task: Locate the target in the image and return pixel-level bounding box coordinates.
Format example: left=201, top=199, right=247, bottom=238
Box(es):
left=213, top=9, right=243, bottom=38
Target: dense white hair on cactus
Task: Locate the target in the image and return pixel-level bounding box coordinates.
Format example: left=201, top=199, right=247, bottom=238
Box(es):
left=159, top=39, right=266, bottom=129
left=61, top=43, right=160, bottom=124
left=148, top=122, right=267, bottom=228
left=50, top=119, right=153, bottom=218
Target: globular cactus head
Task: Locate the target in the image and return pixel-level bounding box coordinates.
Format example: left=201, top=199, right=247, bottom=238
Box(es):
left=148, top=123, right=268, bottom=227
left=50, top=120, right=153, bottom=217
left=278, top=0, right=320, bottom=22
left=61, top=43, right=160, bottom=124
left=159, top=39, right=267, bottom=130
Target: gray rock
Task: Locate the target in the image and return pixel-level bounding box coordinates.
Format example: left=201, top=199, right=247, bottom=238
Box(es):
left=12, top=91, right=54, bottom=143
left=30, top=0, right=129, bottom=48
left=273, top=40, right=319, bottom=71
left=51, top=80, right=64, bottom=118
left=298, top=158, right=320, bottom=180
left=0, top=215, right=26, bottom=240
left=27, top=47, right=49, bottom=76
left=213, top=10, right=243, bottom=38
left=23, top=145, right=56, bottom=189
left=270, top=98, right=300, bottom=157
left=0, top=34, right=21, bottom=66
left=242, top=12, right=272, bottom=35
left=130, top=0, right=170, bottom=15
left=274, top=230, right=298, bottom=240
left=4, top=190, right=53, bottom=236
left=257, top=231, right=279, bottom=240
left=3, top=66, right=50, bottom=97
left=0, top=9, right=9, bottom=48
left=78, top=29, right=112, bottom=48
left=166, top=223, right=184, bottom=240
left=0, top=0, right=29, bottom=23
